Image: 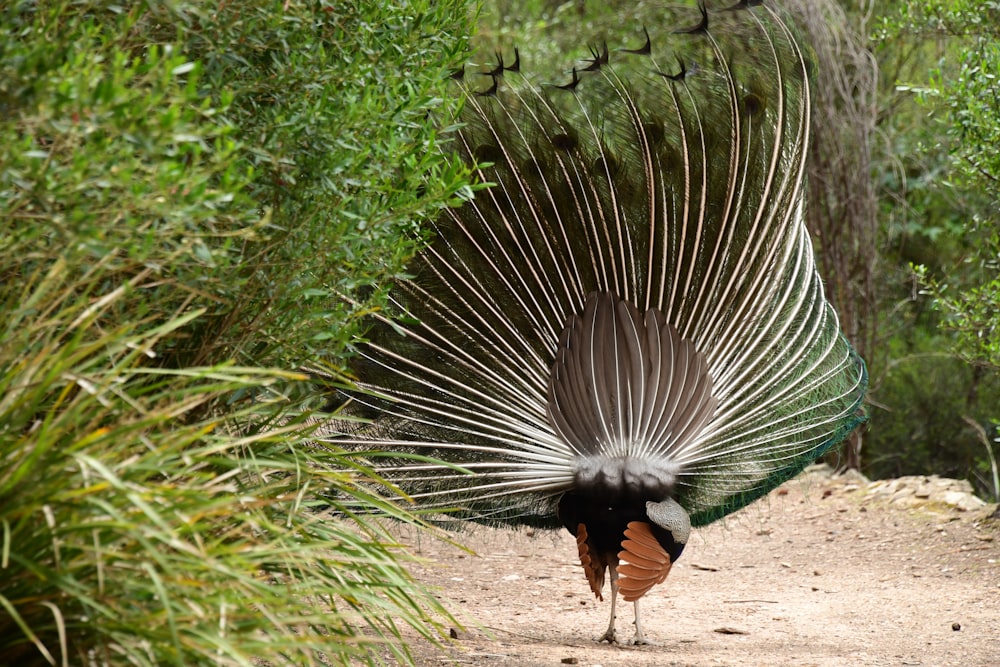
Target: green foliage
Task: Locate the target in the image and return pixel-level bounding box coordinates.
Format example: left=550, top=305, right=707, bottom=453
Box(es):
left=921, top=29, right=1000, bottom=368
left=915, top=237, right=1000, bottom=371
left=2, top=0, right=475, bottom=376
left=864, top=325, right=1000, bottom=491
left=866, top=0, right=1000, bottom=497
left=1, top=0, right=475, bottom=664
left=157, top=0, right=477, bottom=371
left=0, top=272, right=452, bottom=665
left=886, top=1, right=1000, bottom=371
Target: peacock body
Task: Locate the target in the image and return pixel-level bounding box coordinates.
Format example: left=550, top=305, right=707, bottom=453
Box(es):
left=326, top=0, right=867, bottom=644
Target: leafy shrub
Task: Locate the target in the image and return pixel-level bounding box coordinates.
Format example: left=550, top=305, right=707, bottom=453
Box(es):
left=1, top=0, right=475, bottom=664
left=872, top=1, right=1000, bottom=498
left=865, top=322, right=1000, bottom=498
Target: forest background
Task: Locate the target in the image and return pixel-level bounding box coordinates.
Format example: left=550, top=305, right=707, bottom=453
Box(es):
left=1, top=0, right=997, bottom=665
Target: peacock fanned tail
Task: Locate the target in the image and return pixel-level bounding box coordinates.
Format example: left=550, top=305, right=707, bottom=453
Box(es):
left=326, top=1, right=867, bottom=531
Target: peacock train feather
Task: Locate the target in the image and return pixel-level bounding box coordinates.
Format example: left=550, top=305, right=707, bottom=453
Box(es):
left=323, top=0, right=867, bottom=643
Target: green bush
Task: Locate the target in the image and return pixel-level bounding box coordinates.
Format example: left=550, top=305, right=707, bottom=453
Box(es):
left=869, top=1, right=1000, bottom=498
left=2, top=0, right=475, bottom=375
left=865, top=326, right=1000, bottom=495
left=1, top=0, right=475, bottom=664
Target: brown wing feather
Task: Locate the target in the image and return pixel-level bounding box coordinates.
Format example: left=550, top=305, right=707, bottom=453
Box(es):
left=617, top=521, right=674, bottom=602
left=575, top=522, right=606, bottom=600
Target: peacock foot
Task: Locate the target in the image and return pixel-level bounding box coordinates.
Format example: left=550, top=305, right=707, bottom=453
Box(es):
left=597, top=629, right=617, bottom=644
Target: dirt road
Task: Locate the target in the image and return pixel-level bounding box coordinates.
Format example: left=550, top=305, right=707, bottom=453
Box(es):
left=392, top=467, right=999, bottom=667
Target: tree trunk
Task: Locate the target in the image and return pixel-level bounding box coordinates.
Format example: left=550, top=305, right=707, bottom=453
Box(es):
left=787, top=0, right=879, bottom=469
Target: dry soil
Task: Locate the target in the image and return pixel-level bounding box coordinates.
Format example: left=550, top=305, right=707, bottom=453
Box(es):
left=386, top=466, right=1000, bottom=667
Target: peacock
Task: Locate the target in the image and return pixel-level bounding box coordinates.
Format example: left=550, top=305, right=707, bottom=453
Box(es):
left=324, top=0, right=867, bottom=645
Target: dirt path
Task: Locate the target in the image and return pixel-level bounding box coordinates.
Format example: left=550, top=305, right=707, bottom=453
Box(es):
left=389, top=467, right=1000, bottom=667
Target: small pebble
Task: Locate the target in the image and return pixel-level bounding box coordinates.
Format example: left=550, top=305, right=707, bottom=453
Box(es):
left=952, top=622, right=961, bottom=631
left=560, top=658, right=578, bottom=665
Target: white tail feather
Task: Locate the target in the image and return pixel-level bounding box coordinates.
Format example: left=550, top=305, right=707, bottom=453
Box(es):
left=321, top=2, right=867, bottom=528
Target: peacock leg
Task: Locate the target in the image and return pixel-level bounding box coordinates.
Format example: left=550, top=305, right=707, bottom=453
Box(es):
left=598, top=566, right=619, bottom=643
left=632, top=599, right=650, bottom=645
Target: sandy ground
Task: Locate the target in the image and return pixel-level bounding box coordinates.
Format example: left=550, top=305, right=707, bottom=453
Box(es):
left=384, top=467, right=1000, bottom=667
